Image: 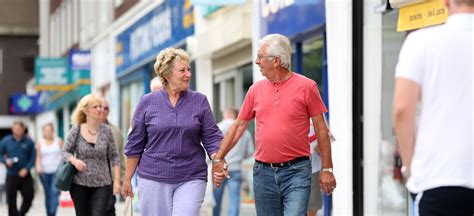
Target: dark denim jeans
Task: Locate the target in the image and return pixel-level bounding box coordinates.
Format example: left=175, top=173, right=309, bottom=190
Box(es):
left=253, top=159, right=312, bottom=216
left=213, top=170, right=242, bottom=216
left=6, top=174, right=34, bottom=216
left=70, top=183, right=113, bottom=216
left=39, top=173, right=59, bottom=216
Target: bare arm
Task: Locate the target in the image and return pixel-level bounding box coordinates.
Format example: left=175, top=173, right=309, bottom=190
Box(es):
left=121, top=157, right=139, bottom=198
left=58, top=138, right=64, bottom=149
left=311, top=114, right=336, bottom=194
left=212, top=118, right=250, bottom=187
left=112, top=164, right=121, bottom=195
left=35, top=143, right=42, bottom=174
left=392, top=78, right=419, bottom=172
left=214, top=118, right=250, bottom=160
left=312, top=115, right=332, bottom=169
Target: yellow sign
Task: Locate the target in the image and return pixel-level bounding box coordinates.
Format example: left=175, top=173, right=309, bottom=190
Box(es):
left=397, top=0, right=448, bottom=32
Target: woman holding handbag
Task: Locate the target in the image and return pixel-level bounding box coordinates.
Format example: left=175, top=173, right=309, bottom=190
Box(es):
left=36, top=123, right=63, bottom=216
left=61, top=94, right=121, bottom=216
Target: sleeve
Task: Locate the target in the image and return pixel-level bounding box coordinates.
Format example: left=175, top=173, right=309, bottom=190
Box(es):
left=106, top=126, right=120, bottom=166
left=199, top=96, right=223, bottom=158
left=238, top=86, right=255, bottom=121
left=61, top=126, right=79, bottom=161
left=124, top=95, right=149, bottom=157
left=307, top=82, right=328, bottom=117
left=395, top=31, right=425, bottom=84
left=26, top=139, right=36, bottom=170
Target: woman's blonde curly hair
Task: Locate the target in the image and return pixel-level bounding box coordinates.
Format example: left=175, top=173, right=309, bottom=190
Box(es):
left=71, top=94, right=102, bottom=125
left=153, top=48, right=190, bottom=87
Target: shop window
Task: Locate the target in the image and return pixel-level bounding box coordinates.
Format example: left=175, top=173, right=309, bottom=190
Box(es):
left=379, top=10, right=409, bottom=215
left=302, top=38, right=324, bottom=94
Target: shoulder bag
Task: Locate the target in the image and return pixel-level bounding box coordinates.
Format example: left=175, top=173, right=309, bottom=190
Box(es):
left=55, top=127, right=80, bottom=191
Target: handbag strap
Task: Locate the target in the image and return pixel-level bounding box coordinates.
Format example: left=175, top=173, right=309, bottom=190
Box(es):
left=71, top=126, right=81, bottom=156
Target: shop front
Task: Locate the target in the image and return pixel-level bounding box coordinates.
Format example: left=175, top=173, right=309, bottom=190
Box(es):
left=362, top=0, right=448, bottom=215
left=34, top=50, right=91, bottom=140
left=115, top=0, right=195, bottom=134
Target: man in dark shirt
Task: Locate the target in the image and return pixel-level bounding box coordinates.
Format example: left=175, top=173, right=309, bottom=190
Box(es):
left=0, top=121, right=35, bottom=216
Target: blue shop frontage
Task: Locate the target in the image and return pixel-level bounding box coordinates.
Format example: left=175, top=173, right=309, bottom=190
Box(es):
left=115, top=0, right=195, bottom=134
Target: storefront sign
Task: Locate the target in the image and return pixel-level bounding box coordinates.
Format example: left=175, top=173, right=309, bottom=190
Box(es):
left=116, top=0, right=194, bottom=75
left=69, top=50, right=91, bottom=85
left=260, top=0, right=325, bottom=38
left=9, top=93, right=45, bottom=114
left=35, top=58, right=70, bottom=91
left=397, top=0, right=448, bottom=31
left=69, top=50, right=91, bottom=70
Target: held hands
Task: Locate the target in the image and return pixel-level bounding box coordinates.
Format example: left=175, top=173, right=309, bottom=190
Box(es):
left=121, top=181, right=134, bottom=198
left=70, top=158, right=87, bottom=172
left=211, top=159, right=229, bottom=188
left=319, top=171, right=337, bottom=194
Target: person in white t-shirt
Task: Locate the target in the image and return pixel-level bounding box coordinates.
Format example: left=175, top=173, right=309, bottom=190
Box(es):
left=35, top=123, right=63, bottom=216
left=392, top=0, right=474, bottom=214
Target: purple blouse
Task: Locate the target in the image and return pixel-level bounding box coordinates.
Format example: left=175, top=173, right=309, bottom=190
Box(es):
left=124, top=90, right=223, bottom=183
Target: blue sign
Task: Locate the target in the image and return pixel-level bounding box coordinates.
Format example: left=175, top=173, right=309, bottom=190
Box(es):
left=116, top=0, right=195, bottom=75
left=69, top=50, right=91, bottom=70
left=9, top=93, right=45, bottom=114
left=260, top=0, right=325, bottom=38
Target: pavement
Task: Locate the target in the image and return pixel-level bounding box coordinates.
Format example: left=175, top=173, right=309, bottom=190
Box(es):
left=0, top=186, right=257, bottom=216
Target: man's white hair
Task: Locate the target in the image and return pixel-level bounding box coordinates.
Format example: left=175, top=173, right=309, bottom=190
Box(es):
left=259, top=34, right=292, bottom=70
left=150, top=77, right=163, bottom=91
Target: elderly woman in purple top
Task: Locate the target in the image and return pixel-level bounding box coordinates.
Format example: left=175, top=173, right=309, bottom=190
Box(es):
left=121, top=47, right=223, bottom=215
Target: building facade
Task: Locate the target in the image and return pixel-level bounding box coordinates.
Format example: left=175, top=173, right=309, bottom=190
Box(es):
left=0, top=0, right=39, bottom=138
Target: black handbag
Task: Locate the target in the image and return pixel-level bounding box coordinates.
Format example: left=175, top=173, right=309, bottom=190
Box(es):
left=55, top=127, right=80, bottom=191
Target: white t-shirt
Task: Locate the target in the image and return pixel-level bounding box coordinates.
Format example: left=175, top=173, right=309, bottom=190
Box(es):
left=395, top=14, right=474, bottom=193
left=40, top=137, right=62, bottom=174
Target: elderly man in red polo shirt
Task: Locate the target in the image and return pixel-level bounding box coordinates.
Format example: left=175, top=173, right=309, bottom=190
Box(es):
left=212, top=33, right=336, bottom=216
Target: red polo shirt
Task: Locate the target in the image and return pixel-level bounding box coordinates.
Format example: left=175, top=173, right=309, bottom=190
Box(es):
left=239, top=73, right=327, bottom=162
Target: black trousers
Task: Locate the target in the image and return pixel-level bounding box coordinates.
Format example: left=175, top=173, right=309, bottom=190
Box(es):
left=70, top=183, right=114, bottom=216
left=413, top=186, right=474, bottom=216
left=6, top=174, right=34, bottom=216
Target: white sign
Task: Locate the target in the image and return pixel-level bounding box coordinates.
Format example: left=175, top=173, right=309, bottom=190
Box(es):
left=39, top=67, right=67, bottom=84
left=130, top=8, right=172, bottom=61
left=261, top=0, right=295, bottom=18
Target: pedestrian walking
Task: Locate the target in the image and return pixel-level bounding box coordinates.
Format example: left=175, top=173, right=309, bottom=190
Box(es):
left=100, top=98, right=126, bottom=215
left=36, top=123, right=63, bottom=216
left=393, top=0, right=474, bottom=215
left=121, top=47, right=223, bottom=215
left=0, top=121, right=35, bottom=216
left=213, top=108, right=254, bottom=216
left=61, top=94, right=121, bottom=216
left=212, top=34, right=336, bottom=216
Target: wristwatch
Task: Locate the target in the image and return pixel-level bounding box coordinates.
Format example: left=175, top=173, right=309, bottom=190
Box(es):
left=321, top=168, right=333, bottom=173
left=401, top=165, right=410, bottom=179
left=212, top=158, right=223, bottom=164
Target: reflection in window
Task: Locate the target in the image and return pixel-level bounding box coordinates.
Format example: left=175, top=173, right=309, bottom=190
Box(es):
left=379, top=10, right=409, bottom=215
